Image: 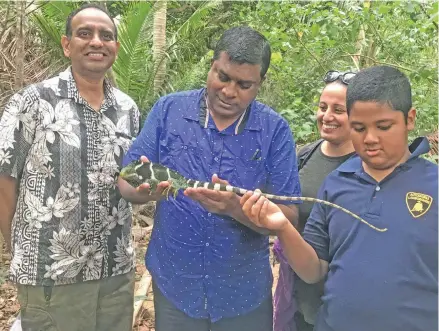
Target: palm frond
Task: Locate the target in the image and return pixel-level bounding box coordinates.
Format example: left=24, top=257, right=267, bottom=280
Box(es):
left=31, top=1, right=76, bottom=66
left=173, top=0, right=221, bottom=38
left=112, top=1, right=155, bottom=109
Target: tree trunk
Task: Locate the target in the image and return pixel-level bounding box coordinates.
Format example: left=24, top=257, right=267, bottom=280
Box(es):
left=153, top=0, right=167, bottom=94
left=352, top=26, right=365, bottom=70
left=351, top=0, right=377, bottom=69
left=0, top=1, right=11, bottom=43
left=15, top=0, right=26, bottom=90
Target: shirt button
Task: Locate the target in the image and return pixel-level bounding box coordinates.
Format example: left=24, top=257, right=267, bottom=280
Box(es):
left=208, top=213, right=212, bottom=216
left=375, top=186, right=381, bottom=191
left=205, top=243, right=209, bottom=247
left=183, top=146, right=188, bottom=150
left=205, top=275, right=209, bottom=279
left=214, top=157, right=219, bottom=162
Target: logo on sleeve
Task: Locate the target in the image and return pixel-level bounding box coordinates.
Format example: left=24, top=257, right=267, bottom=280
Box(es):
left=406, top=192, right=433, bottom=218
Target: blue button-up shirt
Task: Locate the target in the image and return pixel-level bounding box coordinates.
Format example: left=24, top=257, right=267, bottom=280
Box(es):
left=304, top=137, right=438, bottom=331
left=123, top=88, right=301, bottom=321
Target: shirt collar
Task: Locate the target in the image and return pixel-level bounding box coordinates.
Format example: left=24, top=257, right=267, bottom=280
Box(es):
left=183, top=88, right=261, bottom=134
left=337, top=136, right=431, bottom=173
left=56, top=66, right=117, bottom=108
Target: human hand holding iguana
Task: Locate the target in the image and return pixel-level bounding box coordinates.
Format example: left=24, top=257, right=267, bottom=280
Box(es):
left=117, top=156, right=171, bottom=204
left=240, top=191, right=290, bottom=232
left=184, top=174, right=241, bottom=217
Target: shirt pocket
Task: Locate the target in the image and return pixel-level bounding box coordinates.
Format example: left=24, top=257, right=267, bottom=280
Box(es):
left=231, top=157, right=267, bottom=189
left=159, top=132, right=201, bottom=177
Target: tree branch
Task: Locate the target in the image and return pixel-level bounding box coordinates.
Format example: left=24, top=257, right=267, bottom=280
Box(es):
left=419, top=3, right=438, bottom=30
left=290, top=25, right=327, bottom=72
left=341, top=53, right=439, bottom=84
left=368, top=23, right=421, bottom=68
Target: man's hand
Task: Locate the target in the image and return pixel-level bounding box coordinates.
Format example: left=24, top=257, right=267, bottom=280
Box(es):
left=135, top=156, right=171, bottom=200
left=240, top=191, right=289, bottom=232
left=184, top=174, right=240, bottom=216
left=118, top=156, right=171, bottom=204
left=184, top=176, right=284, bottom=235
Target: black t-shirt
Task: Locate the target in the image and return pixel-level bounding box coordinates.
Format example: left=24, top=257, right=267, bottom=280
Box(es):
left=297, top=145, right=354, bottom=233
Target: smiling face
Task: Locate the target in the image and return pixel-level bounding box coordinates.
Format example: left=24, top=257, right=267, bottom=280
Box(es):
left=206, top=52, right=262, bottom=124
left=349, top=101, right=416, bottom=180
left=316, top=82, right=350, bottom=146
left=61, top=8, right=119, bottom=79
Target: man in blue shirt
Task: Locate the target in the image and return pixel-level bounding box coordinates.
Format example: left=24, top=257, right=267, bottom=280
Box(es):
left=240, top=65, right=438, bottom=331
left=119, top=26, right=301, bottom=331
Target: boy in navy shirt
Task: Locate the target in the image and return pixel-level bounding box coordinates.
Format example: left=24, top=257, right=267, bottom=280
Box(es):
left=241, top=65, right=438, bottom=331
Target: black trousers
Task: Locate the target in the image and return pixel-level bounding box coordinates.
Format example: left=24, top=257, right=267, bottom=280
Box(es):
left=294, top=311, right=314, bottom=331
left=153, top=282, right=273, bottom=331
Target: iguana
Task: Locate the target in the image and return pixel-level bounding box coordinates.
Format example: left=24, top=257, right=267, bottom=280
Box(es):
left=119, top=160, right=387, bottom=232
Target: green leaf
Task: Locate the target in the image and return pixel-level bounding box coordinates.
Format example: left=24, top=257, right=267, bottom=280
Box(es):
left=271, top=52, right=283, bottom=64
left=378, top=5, right=390, bottom=15
left=311, top=23, right=320, bottom=37
left=406, top=2, right=415, bottom=14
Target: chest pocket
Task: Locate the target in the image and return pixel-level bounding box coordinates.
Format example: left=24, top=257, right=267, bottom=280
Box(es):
left=159, top=132, right=201, bottom=176
left=230, top=147, right=267, bottom=189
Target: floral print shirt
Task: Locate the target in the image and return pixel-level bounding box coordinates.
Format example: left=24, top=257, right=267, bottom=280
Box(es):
left=0, top=67, right=140, bottom=286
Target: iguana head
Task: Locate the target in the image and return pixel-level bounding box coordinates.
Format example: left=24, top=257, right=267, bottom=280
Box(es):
left=119, top=161, right=145, bottom=188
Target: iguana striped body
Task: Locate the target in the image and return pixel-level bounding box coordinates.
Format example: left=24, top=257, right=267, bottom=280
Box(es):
left=120, top=160, right=387, bottom=232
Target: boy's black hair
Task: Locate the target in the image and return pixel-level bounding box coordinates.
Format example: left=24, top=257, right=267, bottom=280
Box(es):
left=65, top=3, right=117, bottom=41
left=346, top=65, right=412, bottom=120
left=213, top=26, right=271, bottom=78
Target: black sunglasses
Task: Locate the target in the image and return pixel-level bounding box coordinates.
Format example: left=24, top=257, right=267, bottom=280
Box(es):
left=323, top=70, right=356, bottom=85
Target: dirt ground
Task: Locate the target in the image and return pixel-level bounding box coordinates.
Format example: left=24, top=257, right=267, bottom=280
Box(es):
left=0, top=232, right=279, bottom=331
left=0, top=251, right=20, bottom=331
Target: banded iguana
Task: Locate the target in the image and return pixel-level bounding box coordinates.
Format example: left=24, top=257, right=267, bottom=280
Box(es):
left=119, top=160, right=387, bottom=232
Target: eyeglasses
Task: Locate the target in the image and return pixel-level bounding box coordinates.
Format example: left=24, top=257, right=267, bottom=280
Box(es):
left=323, top=70, right=356, bottom=85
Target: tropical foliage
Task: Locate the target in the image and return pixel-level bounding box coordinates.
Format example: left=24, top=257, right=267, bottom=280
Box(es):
left=0, top=0, right=437, bottom=144
left=228, top=1, right=438, bottom=143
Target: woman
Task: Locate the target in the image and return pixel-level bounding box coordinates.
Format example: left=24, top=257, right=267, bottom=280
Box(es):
left=273, top=70, right=356, bottom=331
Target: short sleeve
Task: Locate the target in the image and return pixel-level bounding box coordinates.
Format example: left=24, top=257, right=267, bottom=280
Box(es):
left=0, top=89, right=38, bottom=181
left=266, top=119, right=301, bottom=203
left=303, top=184, right=330, bottom=261
left=123, top=98, right=163, bottom=166
left=131, top=103, right=141, bottom=137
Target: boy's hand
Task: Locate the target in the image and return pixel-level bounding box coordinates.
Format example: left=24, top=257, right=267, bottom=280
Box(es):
left=240, top=191, right=289, bottom=232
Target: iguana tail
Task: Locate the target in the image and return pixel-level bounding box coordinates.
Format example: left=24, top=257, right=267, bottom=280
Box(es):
left=185, top=179, right=387, bottom=232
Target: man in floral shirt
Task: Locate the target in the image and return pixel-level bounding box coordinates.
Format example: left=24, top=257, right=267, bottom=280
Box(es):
left=0, top=4, right=139, bottom=331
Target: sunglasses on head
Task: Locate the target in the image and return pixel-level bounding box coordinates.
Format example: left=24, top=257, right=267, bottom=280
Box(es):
left=323, top=70, right=356, bottom=85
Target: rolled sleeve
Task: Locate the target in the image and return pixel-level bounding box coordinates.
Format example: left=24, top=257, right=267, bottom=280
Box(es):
left=131, top=104, right=141, bottom=137
left=266, top=120, right=301, bottom=203
left=0, top=90, right=38, bottom=181
left=123, top=99, right=163, bottom=166
left=303, top=185, right=330, bottom=261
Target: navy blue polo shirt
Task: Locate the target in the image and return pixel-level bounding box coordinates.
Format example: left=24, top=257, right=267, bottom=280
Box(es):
left=304, top=137, right=438, bottom=331
left=123, top=88, right=301, bottom=321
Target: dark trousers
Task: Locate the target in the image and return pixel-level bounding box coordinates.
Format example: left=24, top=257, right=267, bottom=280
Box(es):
left=153, top=282, right=273, bottom=331
left=17, top=271, right=135, bottom=331
left=294, top=311, right=314, bottom=331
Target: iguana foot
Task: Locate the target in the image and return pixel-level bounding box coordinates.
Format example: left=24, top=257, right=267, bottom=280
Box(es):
left=173, top=188, right=179, bottom=199
left=162, top=186, right=172, bottom=200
